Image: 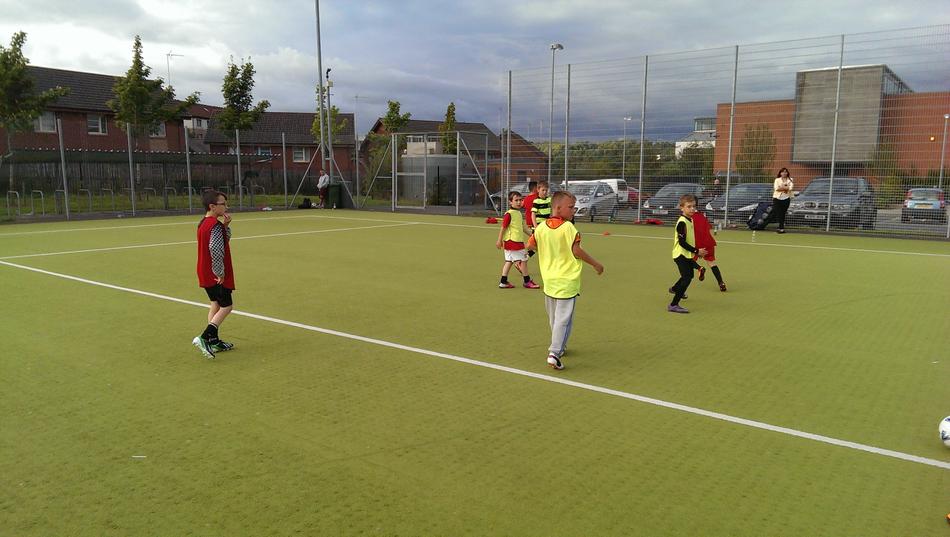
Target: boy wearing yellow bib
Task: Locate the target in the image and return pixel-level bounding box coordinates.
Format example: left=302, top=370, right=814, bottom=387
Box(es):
left=496, top=192, right=540, bottom=289
left=669, top=194, right=708, bottom=314
left=527, top=191, right=605, bottom=370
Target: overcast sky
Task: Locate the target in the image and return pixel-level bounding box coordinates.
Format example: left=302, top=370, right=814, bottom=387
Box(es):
left=2, top=0, right=947, bottom=137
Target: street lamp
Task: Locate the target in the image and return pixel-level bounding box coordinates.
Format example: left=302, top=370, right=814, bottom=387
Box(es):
left=165, top=51, right=183, bottom=88
left=621, top=116, right=632, bottom=182
left=548, top=43, right=563, bottom=183
left=939, top=113, right=949, bottom=191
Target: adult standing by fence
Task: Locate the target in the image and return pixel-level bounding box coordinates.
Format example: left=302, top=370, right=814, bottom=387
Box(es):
left=771, top=168, right=794, bottom=233
left=317, top=169, right=330, bottom=208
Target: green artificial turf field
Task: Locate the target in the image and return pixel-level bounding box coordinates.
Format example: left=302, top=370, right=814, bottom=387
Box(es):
left=1, top=209, right=949, bottom=536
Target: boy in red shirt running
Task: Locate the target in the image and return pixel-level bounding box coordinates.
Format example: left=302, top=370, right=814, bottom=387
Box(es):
left=692, top=210, right=727, bottom=292
left=521, top=180, right=539, bottom=230
left=193, top=190, right=237, bottom=359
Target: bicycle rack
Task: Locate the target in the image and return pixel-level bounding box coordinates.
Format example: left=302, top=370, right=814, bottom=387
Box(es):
left=163, top=186, right=178, bottom=209
left=30, top=190, right=45, bottom=216
left=54, top=190, right=67, bottom=214
left=217, top=185, right=232, bottom=196
left=78, top=189, right=93, bottom=212
left=142, top=187, right=157, bottom=201
left=101, top=188, right=116, bottom=212
left=6, top=191, right=21, bottom=216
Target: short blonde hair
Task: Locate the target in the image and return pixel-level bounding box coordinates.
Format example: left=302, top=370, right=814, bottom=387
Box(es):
left=678, top=194, right=697, bottom=206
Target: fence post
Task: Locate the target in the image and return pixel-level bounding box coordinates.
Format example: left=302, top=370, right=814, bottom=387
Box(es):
left=282, top=132, right=288, bottom=208
left=724, top=45, right=739, bottom=225
left=57, top=118, right=71, bottom=220
left=564, top=63, right=571, bottom=187
left=126, top=127, right=135, bottom=216
left=826, top=34, right=845, bottom=232
left=506, top=70, right=512, bottom=213
left=455, top=131, right=461, bottom=215
left=637, top=55, right=648, bottom=222
left=235, top=129, right=243, bottom=209
left=184, top=119, right=193, bottom=213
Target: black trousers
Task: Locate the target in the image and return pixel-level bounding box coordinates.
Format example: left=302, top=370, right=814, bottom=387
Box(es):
left=771, top=197, right=790, bottom=229
left=671, top=255, right=694, bottom=305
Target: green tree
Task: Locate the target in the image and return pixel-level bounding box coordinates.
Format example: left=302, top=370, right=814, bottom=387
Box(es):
left=438, top=102, right=457, bottom=154
left=382, top=100, right=410, bottom=133
left=216, top=57, right=270, bottom=136
left=735, top=123, right=775, bottom=181
left=108, top=35, right=198, bottom=143
left=867, top=140, right=905, bottom=205
left=0, top=31, right=69, bottom=189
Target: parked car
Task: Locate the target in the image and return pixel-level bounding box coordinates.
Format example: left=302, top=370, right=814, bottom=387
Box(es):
left=901, top=187, right=947, bottom=223
left=704, top=183, right=774, bottom=221
left=488, top=182, right=533, bottom=209
left=568, top=181, right=618, bottom=221
left=582, top=178, right=633, bottom=207
left=641, top=183, right=711, bottom=220
left=787, top=177, right=877, bottom=229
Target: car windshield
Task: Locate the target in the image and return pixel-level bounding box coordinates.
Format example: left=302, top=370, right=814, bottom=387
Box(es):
left=568, top=184, right=597, bottom=196
left=909, top=189, right=941, bottom=200
left=654, top=184, right=698, bottom=197
left=727, top=183, right=772, bottom=196
left=804, top=179, right=859, bottom=195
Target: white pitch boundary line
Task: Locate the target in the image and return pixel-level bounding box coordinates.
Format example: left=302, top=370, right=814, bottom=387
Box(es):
left=0, top=222, right=417, bottom=260
left=2, top=258, right=948, bottom=472
left=1, top=211, right=947, bottom=259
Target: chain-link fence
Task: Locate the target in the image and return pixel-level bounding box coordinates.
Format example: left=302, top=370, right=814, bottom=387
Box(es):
left=503, top=24, right=950, bottom=238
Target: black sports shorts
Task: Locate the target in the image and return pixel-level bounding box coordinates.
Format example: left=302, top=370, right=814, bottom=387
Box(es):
left=204, top=284, right=234, bottom=308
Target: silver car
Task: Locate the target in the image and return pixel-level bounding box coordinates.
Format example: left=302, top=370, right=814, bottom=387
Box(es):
left=568, top=181, right=618, bottom=221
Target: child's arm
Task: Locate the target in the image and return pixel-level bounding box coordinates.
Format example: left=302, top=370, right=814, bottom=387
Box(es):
left=572, top=241, right=604, bottom=275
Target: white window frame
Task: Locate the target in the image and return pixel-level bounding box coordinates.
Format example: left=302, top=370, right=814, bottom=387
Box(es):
left=34, top=111, right=57, bottom=133
left=257, top=146, right=272, bottom=157
left=87, top=114, right=107, bottom=135
left=149, top=122, right=166, bottom=138
left=293, top=147, right=310, bottom=162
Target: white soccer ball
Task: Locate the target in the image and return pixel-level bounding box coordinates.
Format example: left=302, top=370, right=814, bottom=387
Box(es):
left=940, top=416, right=950, bottom=448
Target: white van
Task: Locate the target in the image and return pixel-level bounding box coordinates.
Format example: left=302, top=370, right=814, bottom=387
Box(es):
left=571, top=178, right=630, bottom=206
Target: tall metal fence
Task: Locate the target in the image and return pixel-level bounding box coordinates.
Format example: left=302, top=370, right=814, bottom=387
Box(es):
left=504, top=24, right=950, bottom=238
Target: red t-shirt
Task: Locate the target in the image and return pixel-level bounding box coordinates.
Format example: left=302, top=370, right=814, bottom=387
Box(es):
left=692, top=211, right=716, bottom=250
left=522, top=192, right=539, bottom=227
left=196, top=216, right=235, bottom=289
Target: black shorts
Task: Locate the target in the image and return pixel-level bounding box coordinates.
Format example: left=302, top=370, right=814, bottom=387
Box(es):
left=204, top=284, right=234, bottom=308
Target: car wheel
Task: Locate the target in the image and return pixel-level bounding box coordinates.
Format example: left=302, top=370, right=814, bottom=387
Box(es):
left=861, top=209, right=876, bottom=230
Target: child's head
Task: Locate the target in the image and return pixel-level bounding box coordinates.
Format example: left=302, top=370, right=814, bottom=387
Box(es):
left=678, top=194, right=697, bottom=216
left=537, top=180, right=550, bottom=198
left=551, top=191, right=576, bottom=220
left=508, top=191, right=523, bottom=208
left=527, top=180, right=538, bottom=193
left=202, top=190, right=229, bottom=214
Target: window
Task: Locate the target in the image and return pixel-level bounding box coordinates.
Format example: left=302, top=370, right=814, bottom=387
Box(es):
left=149, top=122, right=166, bottom=138
left=87, top=114, right=107, bottom=135
left=257, top=147, right=272, bottom=156
left=34, top=111, right=57, bottom=133
left=193, top=118, right=207, bottom=129
left=293, top=147, right=310, bottom=162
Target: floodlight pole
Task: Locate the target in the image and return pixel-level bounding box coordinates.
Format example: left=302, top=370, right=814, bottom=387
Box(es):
left=622, top=117, right=632, bottom=183
left=564, top=63, right=570, bottom=187
left=636, top=55, right=648, bottom=222
left=825, top=34, right=845, bottom=232
left=184, top=119, right=193, bottom=212
left=314, top=0, right=328, bottom=166
left=165, top=51, right=183, bottom=88
left=548, top=43, right=563, bottom=184
left=56, top=118, right=70, bottom=220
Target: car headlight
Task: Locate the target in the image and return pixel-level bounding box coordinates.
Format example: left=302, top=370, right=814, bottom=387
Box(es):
left=578, top=197, right=590, bottom=203
left=738, top=203, right=757, bottom=211
left=790, top=202, right=804, bottom=209
left=832, top=203, right=852, bottom=210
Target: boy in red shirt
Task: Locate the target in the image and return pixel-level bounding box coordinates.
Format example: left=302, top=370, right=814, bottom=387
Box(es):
left=692, top=210, right=727, bottom=292
left=193, top=190, right=237, bottom=359
left=521, top=180, right=539, bottom=230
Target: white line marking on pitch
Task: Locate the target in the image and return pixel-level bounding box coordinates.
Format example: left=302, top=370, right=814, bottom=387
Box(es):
left=0, top=222, right=416, bottom=260
left=2, top=258, right=948, bottom=472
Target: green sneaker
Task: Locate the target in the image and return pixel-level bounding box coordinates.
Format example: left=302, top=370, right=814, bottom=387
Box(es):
left=192, top=336, right=216, bottom=359
left=211, top=340, right=234, bottom=352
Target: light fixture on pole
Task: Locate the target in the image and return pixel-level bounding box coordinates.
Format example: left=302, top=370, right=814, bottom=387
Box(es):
left=548, top=43, right=563, bottom=183
left=939, top=113, right=949, bottom=191
left=622, top=116, right=632, bottom=183
left=165, top=51, right=183, bottom=88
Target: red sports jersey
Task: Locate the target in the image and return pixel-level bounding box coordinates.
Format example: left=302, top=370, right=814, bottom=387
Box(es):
left=692, top=211, right=716, bottom=250
left=196, top=216, right=235, bottom=289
